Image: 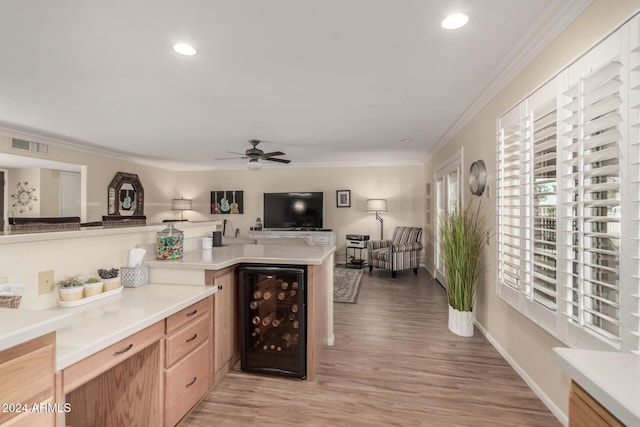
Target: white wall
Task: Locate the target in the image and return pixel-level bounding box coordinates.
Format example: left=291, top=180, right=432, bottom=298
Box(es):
left=0, top=136, right=178, bottom=223
left=423, top=0, right=640, bottom=419
left=176, top=165, right=425, bottom=264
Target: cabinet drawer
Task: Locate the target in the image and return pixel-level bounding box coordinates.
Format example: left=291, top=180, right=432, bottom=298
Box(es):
left=165, top=341, right=210, bottom=427
left=63, top=321, right=163, bottom=394
left=166, top=298, right=209, bottom=334
left=0, top=334, right=55, bottom=425
left=165, top=313, right=210, bottom=367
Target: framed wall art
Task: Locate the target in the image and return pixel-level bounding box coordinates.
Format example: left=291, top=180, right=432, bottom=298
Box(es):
left=336, top=190, right=351, bottom=208
left=211, top=190, right=243, bottom=214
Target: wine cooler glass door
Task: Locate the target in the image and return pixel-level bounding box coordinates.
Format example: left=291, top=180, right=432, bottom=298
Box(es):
left=239, top=265, right=306, bottom=379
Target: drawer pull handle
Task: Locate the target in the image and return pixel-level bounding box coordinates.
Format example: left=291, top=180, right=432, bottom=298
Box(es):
left=218, top=285, right=223, bottom=290
left=185, top=377, right=197, bottom=388
left=186, top=309, right=198, bottom=317
left=113, top=344, right=133, bottom=356
left=186, top=333, right=198, bottom=343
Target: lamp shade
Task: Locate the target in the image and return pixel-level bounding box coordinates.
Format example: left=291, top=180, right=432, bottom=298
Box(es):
left=366, top=199, right=388, bottom=213
left=172, top=198, right=192, bottom=211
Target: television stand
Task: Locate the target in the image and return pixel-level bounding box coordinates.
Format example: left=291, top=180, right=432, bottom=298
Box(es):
left=248, top=230, right=336, bottom=246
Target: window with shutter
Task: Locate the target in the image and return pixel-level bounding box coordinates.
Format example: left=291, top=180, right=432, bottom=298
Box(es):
left=495, top=14, right=640, bottom=353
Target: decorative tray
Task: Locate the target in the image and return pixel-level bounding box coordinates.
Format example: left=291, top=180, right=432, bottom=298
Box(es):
left=57, top=286, right=123, bottom=308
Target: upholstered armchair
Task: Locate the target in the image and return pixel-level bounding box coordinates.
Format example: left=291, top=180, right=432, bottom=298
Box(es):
left=367, top=226, right=423, bottom=278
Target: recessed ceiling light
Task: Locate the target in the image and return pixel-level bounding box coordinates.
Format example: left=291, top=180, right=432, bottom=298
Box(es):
left=441, top=13, right=469, bottom=30
left=172, top=43, right=197, bottom=56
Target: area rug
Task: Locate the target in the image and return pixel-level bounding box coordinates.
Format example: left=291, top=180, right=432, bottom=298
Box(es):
left=334, top=267, right=364, bottom=304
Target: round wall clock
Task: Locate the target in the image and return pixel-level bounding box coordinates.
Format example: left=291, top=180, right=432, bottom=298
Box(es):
left=469, top=160, right=487, bottom=196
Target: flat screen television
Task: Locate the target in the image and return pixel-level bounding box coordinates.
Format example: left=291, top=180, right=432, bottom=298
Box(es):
left=263, top=192, right=323, bottom=229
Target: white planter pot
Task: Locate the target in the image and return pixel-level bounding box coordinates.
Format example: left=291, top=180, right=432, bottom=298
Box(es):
left=59, top=286, right=85, bottom=302
left=448, top=305, right=474, bottom=337
left=102, top=277, right=121, bottom=291
left=83, top=281, right=104, bottom=297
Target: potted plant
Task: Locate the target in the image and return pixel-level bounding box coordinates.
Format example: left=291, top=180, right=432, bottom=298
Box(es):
left=98, top=268, right=120, bottom=291
left=83, top=277, right=104, bottom=297
left=52, top=275, right=85, bottom=302
left=439, top=202, right=487, bottom=337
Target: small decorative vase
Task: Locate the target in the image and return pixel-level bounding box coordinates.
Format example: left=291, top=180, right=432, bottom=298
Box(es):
left=83, top=281, right=104, bottom=297
left=448, top=305, right=474, bottom=337
left=59, top=286, right=85, bottom=302
left=102, top=277, right=121, bottom=291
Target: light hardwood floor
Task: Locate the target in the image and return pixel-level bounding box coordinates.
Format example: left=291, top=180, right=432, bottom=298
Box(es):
left=181, top=268, right=560, bottom=427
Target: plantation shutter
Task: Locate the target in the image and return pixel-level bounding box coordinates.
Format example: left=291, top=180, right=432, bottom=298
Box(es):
left=559, top=33, right=624, bottom=348
left=625, top=15, right=640, bottom=354
left=497, top=105, right=526, bottom=306
left=530, top=93, right=558, bottom=311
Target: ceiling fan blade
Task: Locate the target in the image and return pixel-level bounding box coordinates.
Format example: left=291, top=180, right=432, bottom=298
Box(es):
left=260, top=151, right=285, bottom=157
left=215, top=156, right=247, bottom=160
left=263, top=157, right=291, bottom=164
left=226, top=151, right=247, bottom=156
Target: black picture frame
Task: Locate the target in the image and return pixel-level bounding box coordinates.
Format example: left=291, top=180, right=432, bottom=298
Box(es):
left=336, top=190, right=351, bottom=208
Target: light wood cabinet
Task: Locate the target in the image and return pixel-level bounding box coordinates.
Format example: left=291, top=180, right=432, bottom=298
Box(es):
left=206, top=267, right=239, bottom=385
left=62, top=321, right=164, bottom=394
left=0, top=333, right=55, bottom=427
left=64, top=323, right=164, bottom=427
left=164, top=342, right=210, bottom=427
left=163, top=298, right=212, bottom=426
left=569, top=381, right=623, bottom=427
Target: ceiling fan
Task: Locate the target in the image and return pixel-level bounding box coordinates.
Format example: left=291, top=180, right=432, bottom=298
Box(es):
left=216, top=139, right=291, bottom=170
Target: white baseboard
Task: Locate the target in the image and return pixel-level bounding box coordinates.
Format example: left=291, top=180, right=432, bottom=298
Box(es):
left=474, top=321, right=568, bottom=427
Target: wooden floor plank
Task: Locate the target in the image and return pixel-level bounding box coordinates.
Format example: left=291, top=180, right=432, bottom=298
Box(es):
left=180, top=269, right=559, bottom=427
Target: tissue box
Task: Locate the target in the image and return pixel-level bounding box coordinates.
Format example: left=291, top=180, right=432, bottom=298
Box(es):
left=121, top=265, right=149, bottom=288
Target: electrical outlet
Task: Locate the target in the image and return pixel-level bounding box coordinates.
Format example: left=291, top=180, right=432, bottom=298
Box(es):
left=0, top=276, right=8, bottom=285
left=486, top=231, right=491, bottom=246
left=39, top=270, right=54, bottom=294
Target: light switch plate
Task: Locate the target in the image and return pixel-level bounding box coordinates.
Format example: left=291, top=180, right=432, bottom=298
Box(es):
left=39, top=270, right=54, bottom=294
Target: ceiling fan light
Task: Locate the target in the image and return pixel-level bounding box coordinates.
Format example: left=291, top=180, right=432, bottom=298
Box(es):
left=247, top=160, right=263, bottom=171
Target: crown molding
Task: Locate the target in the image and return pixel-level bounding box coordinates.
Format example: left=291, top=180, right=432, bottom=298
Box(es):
left=422, top=0, right=592, bottom=164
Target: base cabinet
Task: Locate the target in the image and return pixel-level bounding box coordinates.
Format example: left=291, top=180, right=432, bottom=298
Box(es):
left=163, top=298, right=212, bottom=426
left=569, top=381, right=623, bottom=427
left=206, top=267, right=240, bottom=385
left=0, top=333, right=55, bottom=427
left=61, top=297, right=214, bottom=427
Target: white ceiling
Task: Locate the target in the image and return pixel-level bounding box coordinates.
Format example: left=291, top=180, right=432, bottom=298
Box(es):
left=0, top=1, right=588, bottom=171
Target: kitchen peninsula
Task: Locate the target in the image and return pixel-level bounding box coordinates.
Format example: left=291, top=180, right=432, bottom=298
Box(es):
left=0, top=228, right=335, bottom=426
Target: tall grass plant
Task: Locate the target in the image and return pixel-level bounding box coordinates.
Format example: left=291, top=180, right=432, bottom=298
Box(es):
left=440, top=202, right=487, bottom=312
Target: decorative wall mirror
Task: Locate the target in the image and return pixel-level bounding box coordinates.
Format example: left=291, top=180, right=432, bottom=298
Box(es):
left=107, top=172, right=144, bottom=216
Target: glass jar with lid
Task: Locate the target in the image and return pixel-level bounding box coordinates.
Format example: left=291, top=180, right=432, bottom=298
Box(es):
left=156, top=224, right=184, bottom=259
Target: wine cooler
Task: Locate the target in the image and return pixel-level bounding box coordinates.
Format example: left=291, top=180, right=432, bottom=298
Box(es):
left=239, top=265, right=306, bottom=379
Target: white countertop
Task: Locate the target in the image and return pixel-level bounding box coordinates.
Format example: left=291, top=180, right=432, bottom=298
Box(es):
left=145, top=243, right=335, bottom=270
left=553, top=347, right=640, bottom=426
left=51, top=284, right=217, bottom=370
left=0, top=308, right=73, bottom=352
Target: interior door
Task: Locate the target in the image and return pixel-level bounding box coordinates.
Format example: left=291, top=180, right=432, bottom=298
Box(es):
left=435, top=153, right=462, bottom=284
left=0, top=171, right=4, bottom=229
left=59, top=172, right=81, bottom=217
